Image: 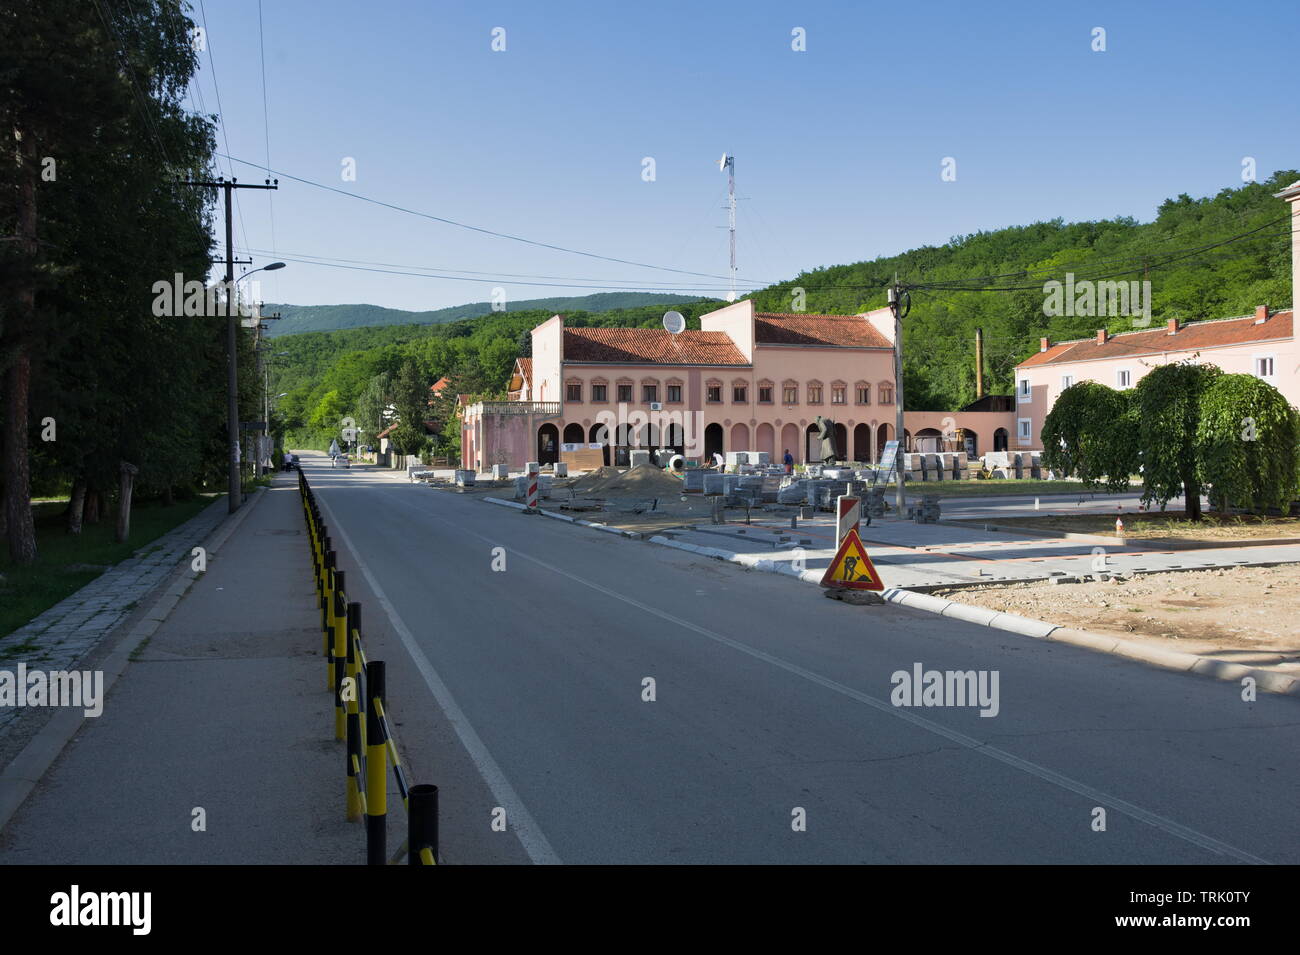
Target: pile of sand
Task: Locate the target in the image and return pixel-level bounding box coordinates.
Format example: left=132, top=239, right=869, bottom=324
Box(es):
left=588, top=464, right=683, bottom=497
left=567, top=465, right=622, bottom=494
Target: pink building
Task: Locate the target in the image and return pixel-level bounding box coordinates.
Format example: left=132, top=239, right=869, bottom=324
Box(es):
left=462, top=300, right=1017, bottom=471
left=1015, top=179, right=1300, bottom=448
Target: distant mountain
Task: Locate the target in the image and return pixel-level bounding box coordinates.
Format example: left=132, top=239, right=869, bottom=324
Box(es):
left=263, top=292, right=718, bottom=337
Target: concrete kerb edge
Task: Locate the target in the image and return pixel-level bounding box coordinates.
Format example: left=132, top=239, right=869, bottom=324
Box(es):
left=0, top=486, right=272, bottom=835
left=645, top=527, right=1300, bottom=698
left=482, top=496, right=639, bottom=537
left=481, top=493, right=1300, bottom=698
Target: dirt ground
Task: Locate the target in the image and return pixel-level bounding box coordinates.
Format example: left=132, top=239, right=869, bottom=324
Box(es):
left=934, top=563, right=1300, bottom=671
left=955, top=511, right=1300, bottom=542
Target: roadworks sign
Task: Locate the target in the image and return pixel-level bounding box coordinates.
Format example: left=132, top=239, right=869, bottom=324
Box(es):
left=819, top=527, right=884, bottom=591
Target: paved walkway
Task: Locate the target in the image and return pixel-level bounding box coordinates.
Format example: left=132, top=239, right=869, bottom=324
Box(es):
left=0, top=496, right=230, bottom=735
left=644, top=513, right=1300, bottom=590
left=0, top=471, right=363, bottom=863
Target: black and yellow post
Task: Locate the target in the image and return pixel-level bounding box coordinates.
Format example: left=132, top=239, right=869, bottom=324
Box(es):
left=333, top=570, right=347, bottom=741
left=409, top=784, right=439, bottom=865
left=324, top=555, right=337, bottom=691
left=345, top=601, right=363, bottom=822
left=365, top=660, right=387, bottom=865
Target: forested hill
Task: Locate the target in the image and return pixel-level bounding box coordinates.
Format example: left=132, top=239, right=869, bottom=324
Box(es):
left=748, top=169, right=1296, bottom=411
left=264, top=292, right=717, bottom=336
left=274, top=171, right=1297, bottom=449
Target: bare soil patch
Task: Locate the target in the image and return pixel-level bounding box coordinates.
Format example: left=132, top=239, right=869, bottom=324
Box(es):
left=934, top=564, right=1300, bottom=672
left=954, top=510, right=1300, bottom=542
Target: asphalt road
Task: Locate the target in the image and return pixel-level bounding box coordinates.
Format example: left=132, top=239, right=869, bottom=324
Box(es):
left=304, top=454, right=1297, bottom=865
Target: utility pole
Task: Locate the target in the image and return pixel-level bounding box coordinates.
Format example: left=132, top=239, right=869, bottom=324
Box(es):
left=888, top=281, right=910, bottom=515
left=181, top=176, right=279, bottom=512
left=974, top=327, right=984, bottom=399
left=257, top=310, right=281, bottom=478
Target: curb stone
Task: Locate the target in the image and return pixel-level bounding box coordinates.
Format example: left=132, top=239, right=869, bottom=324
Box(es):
left=481, top=495, right=1299, bottom=698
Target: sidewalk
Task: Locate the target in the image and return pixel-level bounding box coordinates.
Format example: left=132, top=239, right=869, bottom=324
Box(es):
left=0, top=471, right=359, bottom=863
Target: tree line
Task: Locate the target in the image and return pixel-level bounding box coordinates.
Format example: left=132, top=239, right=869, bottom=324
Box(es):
left=2, top=1, right=245, bottom=563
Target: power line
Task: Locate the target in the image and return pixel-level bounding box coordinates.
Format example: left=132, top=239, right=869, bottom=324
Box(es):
left=257, top=0, right=277, bottom=259
left=89, top=0, right=174, bottom=167
left=217, top=152, right=777, bottom=285
left=235, top=246, right=749, bottom=288
left=197, top=0, right=252, bottom=269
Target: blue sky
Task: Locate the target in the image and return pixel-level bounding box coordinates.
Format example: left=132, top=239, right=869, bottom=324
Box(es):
left=197, top=0, right=1300, bottom=311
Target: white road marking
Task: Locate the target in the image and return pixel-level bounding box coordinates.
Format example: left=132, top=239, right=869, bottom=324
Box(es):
left=379, top=483, right=1271, bottom=866
left=312, top=482, right=562, bottom=866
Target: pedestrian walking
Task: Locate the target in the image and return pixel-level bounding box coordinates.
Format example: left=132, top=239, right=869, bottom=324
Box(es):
left=783, top=448, right=794, bottom=475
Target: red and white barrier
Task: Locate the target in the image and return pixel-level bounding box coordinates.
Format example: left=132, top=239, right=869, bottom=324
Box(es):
left=836, top=493, right=860, bottom=545
left=526, top=464, right=539, bottom=509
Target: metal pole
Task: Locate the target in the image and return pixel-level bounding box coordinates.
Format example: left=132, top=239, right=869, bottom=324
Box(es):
left=891, top=284, right=907, bottom=515
left=225, top=184, right=239, bottom=512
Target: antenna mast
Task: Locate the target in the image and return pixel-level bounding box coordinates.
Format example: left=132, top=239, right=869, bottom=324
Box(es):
left=720, top=153, right=736, bottom=301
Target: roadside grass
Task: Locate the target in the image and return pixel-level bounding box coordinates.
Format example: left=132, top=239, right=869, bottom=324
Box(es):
left=0, top=495, right=217, bottom=639
left=913, top=479, right=1145, bottom=499
left=953, top=510, right=1300, bottom=541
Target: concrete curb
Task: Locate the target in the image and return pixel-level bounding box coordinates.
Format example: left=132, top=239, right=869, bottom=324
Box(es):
left=0, top=486, right=271, bottom=835
left=478, top=492, right=1299, bottom=697
left=645, top=528, right=1300, bottom=698
left=482, top=496, right=640, bottom=538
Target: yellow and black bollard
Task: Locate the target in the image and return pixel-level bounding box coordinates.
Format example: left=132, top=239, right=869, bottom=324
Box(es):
left=365, top=660, right=387, bottom=865
left=324, top=556, right=337, bottom=689
left=408, top=784, right=439, bottom=865
left=345, top=601, right=363, bottom=822
left=333, top=570, right=347, bottom=742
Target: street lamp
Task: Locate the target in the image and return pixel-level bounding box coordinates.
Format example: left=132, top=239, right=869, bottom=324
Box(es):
left=232, top=262, right=285, bottom=483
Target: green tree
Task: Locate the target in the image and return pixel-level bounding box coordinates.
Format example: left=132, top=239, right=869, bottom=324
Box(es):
left=1040, top=382, right=1138, bottom=491
left=1133, top=362, right=1221, bottom=520
left=390, top=361, right=428, bottom=457
left=3, top=0, right=218, bottom=555
left=308, top=390, right=347, bottom=433
left=353, top=373, right=392, bottom=444
left=1196, top=374, right=1300, bottom=514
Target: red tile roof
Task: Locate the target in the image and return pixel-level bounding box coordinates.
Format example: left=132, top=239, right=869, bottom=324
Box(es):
left=563, top=327, right=748, bottom=365
left=1018, top=311, right=1294, bottom=368
left=754, top=312, right=892, bottom=348
left=517, top=357, right=532, bottom=380
left=429, top=376, right=452, bottom=393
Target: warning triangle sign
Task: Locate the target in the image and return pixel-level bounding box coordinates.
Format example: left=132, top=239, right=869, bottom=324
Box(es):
left=819, top=527, right=884, bottom=591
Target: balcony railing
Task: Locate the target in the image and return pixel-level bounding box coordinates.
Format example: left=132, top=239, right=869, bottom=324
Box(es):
left=468, top=401, right=562, bottom=416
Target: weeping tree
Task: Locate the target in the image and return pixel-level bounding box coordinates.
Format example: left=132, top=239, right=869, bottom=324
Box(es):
left=1196, top=374, right=1300, bottom=514
left=1040, top=381, right=1138, bottom=492
left=1132, top=362, right=1222, bottom=520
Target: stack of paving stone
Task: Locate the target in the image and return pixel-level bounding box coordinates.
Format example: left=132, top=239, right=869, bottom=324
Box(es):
left=683, top=468, right=705, bottom=492
left=513, top=473, right=553, bottom=499
left=454, top=469, right=476, bottom=486
left=703, top=473, right=739, bottom=496
left=777, top=479, right=807, bottom=505
left=908, top=493, right=942, bottom=523
left=865, top=485, right=887, bottom=519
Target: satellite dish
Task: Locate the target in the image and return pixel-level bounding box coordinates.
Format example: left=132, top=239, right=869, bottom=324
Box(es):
left=662, top=310, right=685, bottom=334
left=718, top=153, right=729, bottom=171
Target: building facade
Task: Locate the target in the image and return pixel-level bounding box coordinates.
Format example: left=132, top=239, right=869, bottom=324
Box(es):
left=462, top=300, right=1018, bottom=471
left=1014, top=179, right=1300, bottom=448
